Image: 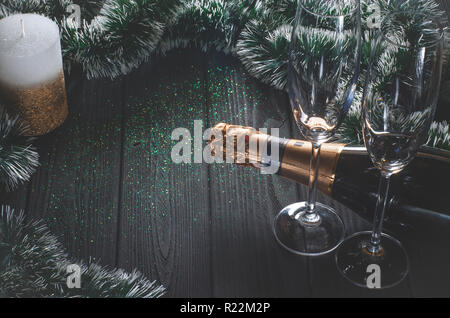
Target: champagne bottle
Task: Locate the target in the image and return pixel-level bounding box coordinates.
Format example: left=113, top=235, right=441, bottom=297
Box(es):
left=209, top=123, right=450, bottom=234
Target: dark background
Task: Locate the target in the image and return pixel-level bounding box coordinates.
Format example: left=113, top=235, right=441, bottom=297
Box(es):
left=1, top=1, right=450, bottom=297
left=435, top=0, right=450, bottom=121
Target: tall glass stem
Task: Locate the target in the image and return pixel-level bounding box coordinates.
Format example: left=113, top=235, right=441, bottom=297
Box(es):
left=307, top=143, right=321, bottom=213
left=298, top=142, right=322, bottom=225
left=368, top=173, right=391, bottom=255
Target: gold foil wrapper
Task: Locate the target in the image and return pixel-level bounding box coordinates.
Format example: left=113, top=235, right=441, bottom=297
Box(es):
left=281, top=140, right=345, bottom=195
left=210, top=123, right=267, bottom=166
left=210, top=122, right=346, bottom=196
left=0, top=71, right=68, bottom=136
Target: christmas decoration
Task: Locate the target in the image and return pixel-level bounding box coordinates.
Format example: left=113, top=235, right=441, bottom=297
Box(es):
left=427, top=121, right=450, bottom=150
left=62, top=0, right=182, bottom=79
left=0, top=0, right=447, bottom=186
left=0, top=0, right=448, bottom=297
left=0, top=106, right=39, bottom=192
left=0, top=0, right=447, bottom=149
left=0, top=205, right=166, bottom=298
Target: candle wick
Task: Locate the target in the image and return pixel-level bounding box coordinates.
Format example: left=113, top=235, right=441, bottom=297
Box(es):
left=20, top=19, right=25, bottom=37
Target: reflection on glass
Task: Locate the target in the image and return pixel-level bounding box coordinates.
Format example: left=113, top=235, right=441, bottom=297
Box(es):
left=335, top=10, right=445, bottom=288
left=273, top=0, right=362, bottom=256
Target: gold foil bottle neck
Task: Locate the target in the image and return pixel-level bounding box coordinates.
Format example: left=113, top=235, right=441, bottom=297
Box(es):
left=210, top=122, right=346, bottom=196
left=280, top=140, right=345, bottom=195
left=210, top=123, right=267, bottom=167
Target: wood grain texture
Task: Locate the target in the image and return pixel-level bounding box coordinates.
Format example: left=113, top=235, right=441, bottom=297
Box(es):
left=22, top=76, right=123, bottom=266
left=406, top=217, right=450, bottom=297
left=117, top=50, right=212, bottom=297
left=206, top=52, right=311, bottom=297
left=2, top=46, right=449, bottom=297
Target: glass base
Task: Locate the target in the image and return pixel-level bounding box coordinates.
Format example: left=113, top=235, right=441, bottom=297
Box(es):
left=273, top=202, right=345, bottom=256
left=335, top=231, right=409, bottom=289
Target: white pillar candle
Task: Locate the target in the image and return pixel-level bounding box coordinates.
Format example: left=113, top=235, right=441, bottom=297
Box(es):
left=0, top=13, right=68, bottom=136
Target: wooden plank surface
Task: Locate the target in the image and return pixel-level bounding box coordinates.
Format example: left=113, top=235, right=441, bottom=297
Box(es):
left=18, top=76, right=124, bottom=265
left=306, top=194, right=413, bottom=297
left=435, top=0, right=450, bottom=122
left=116, top=50, right=212, bottom=297
left=1, top=185, right=29, bottom=212
left=1, top=47, right=449, bottom=297
left=0, top=0, right=449, bottom=298
left=206, top=53, right=311, bottom=297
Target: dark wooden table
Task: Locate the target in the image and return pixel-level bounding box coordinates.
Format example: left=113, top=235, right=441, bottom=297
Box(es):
left=2, top=48, right=450, bottom=297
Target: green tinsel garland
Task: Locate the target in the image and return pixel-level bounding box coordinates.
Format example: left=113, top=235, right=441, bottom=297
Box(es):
left=0, top=106, right=39, bottom=192
left=0, top=0, right=447, bottom=186
left=1, top=0, right=448, bottom=150
left=0, top=205, right=165, bottom=298
left=0, top=0, right=449, bottom=298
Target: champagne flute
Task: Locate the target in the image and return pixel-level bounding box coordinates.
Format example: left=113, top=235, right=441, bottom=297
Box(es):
left=335, top=10, right=445, bottom=288
left=273, top=0, right=362, bottom=256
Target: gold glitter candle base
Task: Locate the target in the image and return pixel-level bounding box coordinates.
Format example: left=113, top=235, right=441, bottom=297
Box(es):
left=0, top=71, right=68, bottom=136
